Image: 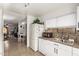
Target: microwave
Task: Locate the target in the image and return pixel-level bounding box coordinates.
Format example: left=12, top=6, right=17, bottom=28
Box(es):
left=42, top=32, right=53, bottom=38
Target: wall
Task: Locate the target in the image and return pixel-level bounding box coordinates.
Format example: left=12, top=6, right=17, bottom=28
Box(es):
left=0, top=8, right=3, bottom=56
left=27, top=15, right=35, bottom=47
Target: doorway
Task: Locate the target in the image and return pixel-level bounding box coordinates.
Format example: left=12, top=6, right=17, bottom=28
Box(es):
left=3, top=14, right=27, bottom=56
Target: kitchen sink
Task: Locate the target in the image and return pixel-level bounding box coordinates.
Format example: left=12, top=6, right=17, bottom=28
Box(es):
left=60, top=39, right=74, bottom=46
left=53, top=38, right=74, bottom=46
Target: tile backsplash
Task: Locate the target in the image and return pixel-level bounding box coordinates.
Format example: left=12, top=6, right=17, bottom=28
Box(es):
left=45, top=27, right=79, bottom=44
left=45, top=28, right=58, bottom=33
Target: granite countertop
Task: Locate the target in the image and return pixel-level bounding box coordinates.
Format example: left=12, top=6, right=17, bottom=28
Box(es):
left=39, top=37, right=79, bottom=49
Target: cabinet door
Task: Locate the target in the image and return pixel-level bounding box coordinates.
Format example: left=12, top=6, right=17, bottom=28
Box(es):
left=39, top=39, right=59, bottom=56
left=44, top=40, right=55, bottom=56
left=57, top=14, right=75, bottom=27
left=73, top=48, right=79, bottom=56
left=45, top=18, right=56, bottom=28
left=39, top=39, right=48, bottom=55
left=44, top=40, right=58, bottom=56
left=48, top=43, right=59, bottom=56
left=30, top=39, right=38, bottom=51
left=58, top=44, right=72, bottom=56
left=43, top=40, right=52, bottom=56
left=39, top=39, right=57, bottom=56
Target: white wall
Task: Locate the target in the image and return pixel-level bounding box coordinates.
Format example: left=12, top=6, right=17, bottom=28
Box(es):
left=0, top=8, right=3, bottom=56
left=27, top=15, right=35, bottom=47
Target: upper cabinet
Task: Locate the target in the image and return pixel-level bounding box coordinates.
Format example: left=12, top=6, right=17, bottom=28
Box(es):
left=45, top=18, right=57, bottom=29
left=57, top=14, right=76, bottom=28
left=45, top=13, right=76, bottom=29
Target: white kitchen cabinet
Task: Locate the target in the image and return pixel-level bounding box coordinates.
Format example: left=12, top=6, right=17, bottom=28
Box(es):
left=57, top=14, right=76, bottom=28
left=43, top=40, right=52, bottom=56
left=44, top=40, right=58, bottom=56
left=39, top=38, right=48, bottom=55
left=0, top=9, right=3, bottom=56
left=47, top=42, right=59, bottom=56
left=39, top=38, right=53, bottom=55
left=39, top=38, right=59, bottom=56
left=45, top=18, right=57, bottom=29
left=58, top=44, right=72, bottom=56
left=72, top=47, right=79, bottom=56
left=45, top=14, right=75, bottom=28
left=39, top=38, right=73, bottom=56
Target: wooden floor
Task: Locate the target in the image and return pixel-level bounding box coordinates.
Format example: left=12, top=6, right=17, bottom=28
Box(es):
left=4, top=38, right=44, bottom=56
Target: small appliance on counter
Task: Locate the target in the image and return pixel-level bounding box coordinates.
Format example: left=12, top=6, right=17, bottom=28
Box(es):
left=42, top=32, right=53, bottom=38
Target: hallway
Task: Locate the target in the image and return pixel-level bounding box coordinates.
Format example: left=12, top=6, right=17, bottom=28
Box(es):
left=4, top=38, right=44, bottom=56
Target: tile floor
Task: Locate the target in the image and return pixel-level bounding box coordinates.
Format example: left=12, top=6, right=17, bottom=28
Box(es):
left=4, top=38, right=44, bottom=56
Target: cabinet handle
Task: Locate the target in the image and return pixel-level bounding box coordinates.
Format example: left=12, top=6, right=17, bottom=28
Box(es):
left=54, top=48, right=58, bottom=54
left=54, top=48, right=55, bottom=53
left=56, top=49, right=58, bottom=54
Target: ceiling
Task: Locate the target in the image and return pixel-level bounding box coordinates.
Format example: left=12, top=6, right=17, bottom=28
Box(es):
left=0, top=3, right=79, bottom=23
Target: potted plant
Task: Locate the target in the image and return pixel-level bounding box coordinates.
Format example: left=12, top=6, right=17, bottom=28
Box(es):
left=32, top=18, right=40, bottom=24
left=32, top=18, right=44, bottom=24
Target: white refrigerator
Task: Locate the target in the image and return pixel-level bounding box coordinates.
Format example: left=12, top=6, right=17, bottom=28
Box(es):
left=30, top=24, right=44, bottom=51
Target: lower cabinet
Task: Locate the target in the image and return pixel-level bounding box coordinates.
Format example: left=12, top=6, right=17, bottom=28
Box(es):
left=39, top=38, right=79, bottom=56
left=58, top=44, right=72, bottom=56
left=39, top=38, right=47, bottom=55
left=45, top=40, right=59, bottom=56
left=49, top=43, right=59, bottom=56
left=39, top=38, right=59, bottom=56
left=72, top=48, right=79, bottom=56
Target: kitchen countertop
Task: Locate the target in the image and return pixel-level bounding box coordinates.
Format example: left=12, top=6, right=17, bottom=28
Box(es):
left=39, top=37, right=79, bottom=49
